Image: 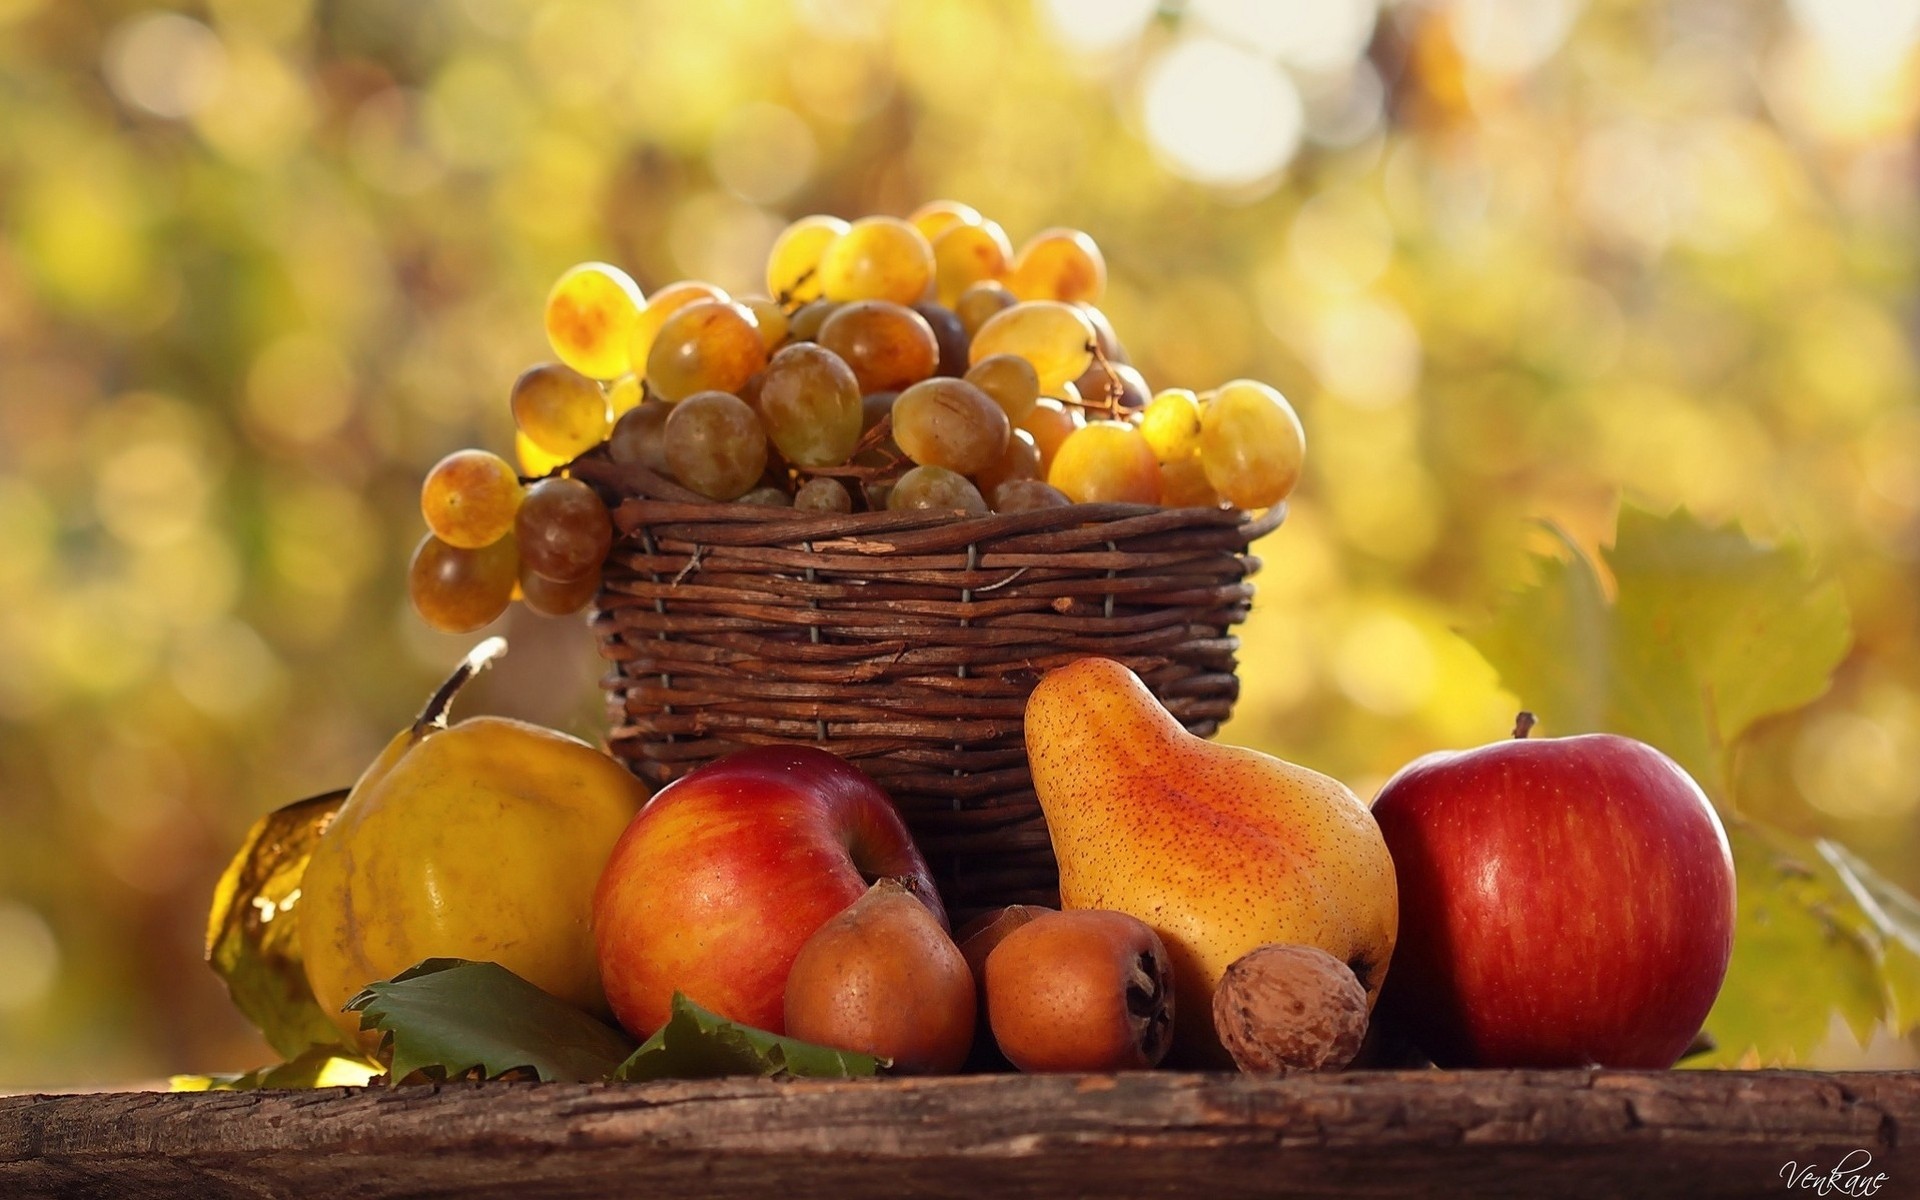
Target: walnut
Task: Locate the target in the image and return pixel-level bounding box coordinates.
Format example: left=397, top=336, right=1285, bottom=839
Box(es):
left=1212, top=944, right=1369, bottom=1073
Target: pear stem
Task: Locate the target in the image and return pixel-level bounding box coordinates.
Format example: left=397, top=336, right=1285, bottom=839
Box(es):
left=413, top=637, right=508, bottom=734
left=1512, top=711, right=1536, bottom=739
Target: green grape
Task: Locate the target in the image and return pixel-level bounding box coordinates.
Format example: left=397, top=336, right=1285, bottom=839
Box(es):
left=738, top=485, right=792, bottom=507
left=817, top=216, right=934, bottom=306
left=818, top=300, right=939, bottom=393
left=794, top=476, right=853, bottom=512
left=767, top=214, right=848, bottom=303
left=789, top=299, right=838, bottom=342
left=972, top=428, right=1041, bottom=498
left=741, top=295, right=789, bottom=350
left=646, top=300, right=769, bottom=402
left=627, top=280, right=730, bottom=375
left=887, top=465, right=987, bottom=515
left=519, top=558, right=599, bottom=617
left=608, top=400, right=673, bottom=474
left=955, top=280, right=1017, bottom=338
left=892, top=377, right=1010, bottom=477
left=1006, top=228, right=1106, bottom=305
left=990, top=479, right=1072, bottom=513
left=913, top=302, right=970, bottom=378
left=511, top=363, right=613, bottom=458
left=756, top=343, right=863, bottom=466
left=1199, top=379, right=1305, bottom=509
left=1160, top=455, right=1222, bottom=509
left=516, top=476, right=613, bottom=583
left=409, top=532, right=518, bottom=633
left=908, top=199, right=982, bottom=242
left=964, top=354, right=1041, bottom=424
left=663, top=390, right=769, bottom=500
left=1139, top=389, right=1202, bottom=462
left=933, top=221, right=1011, bottom=305
left=1048, top=422, right=1163, bottom=505
left=606, top=373, right=645, bottom=417
left=545, top=261, right=645, bottom=380
left=968, top=301, right=1096, bottom=395
left=421, top=449, right=523, bottom=550
left=1017, top=396, right=1084, bottom=474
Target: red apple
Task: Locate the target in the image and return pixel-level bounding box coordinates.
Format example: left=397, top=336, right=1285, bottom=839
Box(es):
left=593, top=745, right=942, bottom=1039
left=1370, top=723, right=1736, bottom=1069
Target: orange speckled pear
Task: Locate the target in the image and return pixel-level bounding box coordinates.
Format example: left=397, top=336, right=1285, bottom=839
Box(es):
left=1024, top=657, right=1398, bottom=1064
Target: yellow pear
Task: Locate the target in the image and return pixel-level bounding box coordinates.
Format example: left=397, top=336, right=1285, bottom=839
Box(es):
left=1025, top=657, right=1398, bottom=1064
left=298, top=639, right=646, bottom=1046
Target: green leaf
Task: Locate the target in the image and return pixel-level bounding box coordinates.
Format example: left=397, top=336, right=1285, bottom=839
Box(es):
left=614, top=992, right=884, bottom=1081
left=169, top=1045, right=382, bottom=1092
left=346, top=959, right=636, bottom=1084
left=204, top=788, right=357, bottom=1059
left=1816, top=839, right=1920, bottom=1033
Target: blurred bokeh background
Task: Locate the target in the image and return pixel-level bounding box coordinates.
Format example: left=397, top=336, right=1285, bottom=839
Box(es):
left=2, top=0, right=1917, bottom=1085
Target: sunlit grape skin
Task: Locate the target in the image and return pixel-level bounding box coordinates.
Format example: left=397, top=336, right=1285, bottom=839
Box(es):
left=887, top=465, right=987, bottom=514
left=408, top=532, right=518, bottom=633
left=972, top=428, right=1041, bottom=497
left=1159, top=456, right=1222, bottom=509
left=1139, top=388, right=1202, bottom=462
left=757, top=343, right=863, bottom=467
left=956, top=280, right=1016, bottom=337
left=1007, top=228, right=1106, bottom=304
left=741, top=296, right=789, bottom=350
left=627, top=281, right=730, bottom=375
left=817, top=216, right=934, bottom=306
left=511, top=363, right=612, bottom=458
left=545, top=262, right=645, bottom=380
left=663, top=390, right=768, bottom=501
left=965, top=354, right=1041, bottom=423
left=933, top=221, right=1011, bottom=305
left=1017, top=396, right=1084, bottom=474
left=969, top=300, right=1096, bottom=395
left=1048, top=421, right=1164, bottom=505
left=767, top=214, right=849, bottom=303
left=645, top=300, right=769, bottom=403
left=606, top=373, right=644, bottom=417
left=519, top=559, right=600, bottom=617
left=1199, top=379, right=1305, bottom=509
left=515, top=476, right=613, bottom=583
left=420, top=449, right=523, bottom=550
left=892, top=378, right=1010, bottom=477
left=909, top=198, right=982, bottom=242
left=818, top=300, right=939, bottom=394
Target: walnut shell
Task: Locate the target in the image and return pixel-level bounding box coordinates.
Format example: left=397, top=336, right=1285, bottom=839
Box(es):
left=1212, top=944, right=1369, bottom=1073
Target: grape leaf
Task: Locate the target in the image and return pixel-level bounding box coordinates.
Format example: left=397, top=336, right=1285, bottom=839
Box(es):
left=614, top=992, right=884, bottom=1081
left=169, top=1045, right=381, bottom=1092
left=346, top=959, right=637, bottom=1084
left=1463, top=504, right=1920, bottom=1066
left=204, top=788, right=357, bottom=1059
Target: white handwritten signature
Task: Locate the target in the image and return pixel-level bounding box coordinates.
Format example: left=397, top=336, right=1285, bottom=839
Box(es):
left=1780, top=1150, right=1890, bottom=1196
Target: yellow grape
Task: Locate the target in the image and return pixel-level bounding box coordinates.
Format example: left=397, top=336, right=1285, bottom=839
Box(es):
left=408, top=532, right=518, bottom=633
left=794, top=476, right=853, bottom=513
left=818, top=300, right=939, bottom=393
left=767, top=214, right=849, bottom=303
left=969, top=300, right=1096, bottom=395
left=516, top=476, right=613, bottom=583
left=1160, top=456, right=1222, bottom=509
left=965, top=354, right=1041, bottom=424
left=1048, top=421, right=1163, bottom=505
left=421, top=449, right=523, bottom=550
left=545, top=262, right=645, bottom=380
left=626, top=280, right=730, bottom=375
left=955, top=280, right=1017, bottom=337
left=511, top=363, right=612, bottom=458
left=887, top=465, right=987, bottom=515
left=1199, top=379, right=1305, bottom=509
left=990, top=478, right=1072, bottom=512
left=608, top=400, right=673, bottom=474
left=789, top=299, right=838, bottom=342
left=519, top=559, right=600, bottom=618
left=757, top=343, right=863, bottom=467
left=1017, top=397, right=1084, bottom=475
left=1007, top=228, right=1106, bottom=304
left=892, top=377, right=1010, bottom=477
left=645, top=300, right=769, bottom=402
left=606, top=373, right=644, bottom=417
left=1139, top=388, right=1202, bottom=462
left=818, top=216, right=934, bottom=306
left=741, top=295, right=790, bottom=350
left=663, top=390, right=769, bottom=500
left=933, top=221, right=1011, bottom=305
left=515, top=430, right=568, bottom=476
left=909, top=199, right=983, bottom=242
left=972, top=428, right=1041, bottom=497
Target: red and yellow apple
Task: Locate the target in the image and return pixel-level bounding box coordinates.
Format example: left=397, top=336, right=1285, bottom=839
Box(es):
left=1370, top=726, right=1737, bottom=1069
left=593, top=745, right=941, bottom=1038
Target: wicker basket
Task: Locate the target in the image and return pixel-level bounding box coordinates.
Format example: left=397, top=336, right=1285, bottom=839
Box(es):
left=574, top=455, right=1282, bottom=916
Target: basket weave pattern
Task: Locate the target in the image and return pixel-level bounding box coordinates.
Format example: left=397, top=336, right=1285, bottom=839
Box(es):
left=579, top=458, right=1281, bottom=914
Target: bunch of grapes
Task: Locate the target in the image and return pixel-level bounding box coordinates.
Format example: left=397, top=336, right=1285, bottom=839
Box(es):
left=407, top=202, right=1305, bottom=633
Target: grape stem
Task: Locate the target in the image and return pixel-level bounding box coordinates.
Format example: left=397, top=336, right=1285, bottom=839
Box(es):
left=1062, top=336, right=1125, bottom=421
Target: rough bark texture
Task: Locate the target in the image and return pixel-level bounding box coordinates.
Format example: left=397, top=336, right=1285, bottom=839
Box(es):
left=2, top=1070, right=1912, bottom=1199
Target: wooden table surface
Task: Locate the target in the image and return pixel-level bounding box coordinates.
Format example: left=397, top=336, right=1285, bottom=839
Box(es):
left=2, top=1069, right=1913, bottom=1199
